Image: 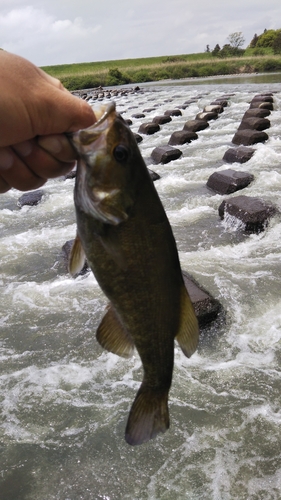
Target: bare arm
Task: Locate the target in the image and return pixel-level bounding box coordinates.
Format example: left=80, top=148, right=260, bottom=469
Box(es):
left=0, top=51, right=95, bottom=193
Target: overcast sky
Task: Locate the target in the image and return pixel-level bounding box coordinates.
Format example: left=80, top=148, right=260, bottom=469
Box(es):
left=1, top=0, right=281, bottom=67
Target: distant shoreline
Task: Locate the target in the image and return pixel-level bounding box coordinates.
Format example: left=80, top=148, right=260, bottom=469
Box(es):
left=71, top=72, right=281, bottom=95
left=42, top=53, right=281, bottom=91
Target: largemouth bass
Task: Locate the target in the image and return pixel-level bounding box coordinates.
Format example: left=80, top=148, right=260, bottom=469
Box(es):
left=69, top=102, right=199, bottom=446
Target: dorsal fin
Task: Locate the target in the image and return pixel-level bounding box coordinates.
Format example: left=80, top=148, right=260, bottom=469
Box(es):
left=96, top=305, right=134, bottom=358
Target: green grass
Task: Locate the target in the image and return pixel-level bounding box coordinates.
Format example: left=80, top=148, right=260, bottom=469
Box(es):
left=41, top=52, right=281, bottom=90
left=42, top=52, right=212, bottom=75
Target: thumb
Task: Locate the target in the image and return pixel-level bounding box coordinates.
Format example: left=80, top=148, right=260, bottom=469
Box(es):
left=39, top=69, right=96, bottom=131
left=61, top=91, right=96, bottom=132
left=37, top=79, right=96, bottom=136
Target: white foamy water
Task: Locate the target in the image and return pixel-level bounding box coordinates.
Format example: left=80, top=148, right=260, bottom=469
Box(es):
left=1, top=75, right=281, bottom=500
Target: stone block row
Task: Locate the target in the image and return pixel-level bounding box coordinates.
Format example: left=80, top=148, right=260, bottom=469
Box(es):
left=207, top=92, right=277, bottom=232
left=149, top=95, right=229, bottom=165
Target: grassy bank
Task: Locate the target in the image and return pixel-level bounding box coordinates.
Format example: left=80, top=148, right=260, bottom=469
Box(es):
left=42, top=52, right=281, bottom=90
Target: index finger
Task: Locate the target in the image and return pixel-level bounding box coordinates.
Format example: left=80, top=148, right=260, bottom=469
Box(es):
left=37, top=133, right=78, bottom=162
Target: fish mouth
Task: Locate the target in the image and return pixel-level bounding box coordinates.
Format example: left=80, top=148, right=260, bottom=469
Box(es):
left=70, top=101, right=116, bottom=153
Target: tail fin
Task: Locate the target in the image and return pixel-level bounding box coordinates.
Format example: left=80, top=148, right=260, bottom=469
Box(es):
left=125, top=384, right=169, bottom=446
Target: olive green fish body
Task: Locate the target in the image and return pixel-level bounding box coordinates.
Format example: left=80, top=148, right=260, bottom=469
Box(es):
left=69, top=102, right=199, bottom=445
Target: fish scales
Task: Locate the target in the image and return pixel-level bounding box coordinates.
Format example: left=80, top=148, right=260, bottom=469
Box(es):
left=69, top=101, right=199, bottom=445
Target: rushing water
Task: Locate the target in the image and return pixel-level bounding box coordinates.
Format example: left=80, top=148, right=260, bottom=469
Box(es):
left=0, top=75, right=281, bottom=500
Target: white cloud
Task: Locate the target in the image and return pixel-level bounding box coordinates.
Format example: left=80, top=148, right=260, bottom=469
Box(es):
left=52, top=19, right=73, bottom=32
left=0, top=1, right=281, bottom=66
left=0, top=6, right=101, bottom=65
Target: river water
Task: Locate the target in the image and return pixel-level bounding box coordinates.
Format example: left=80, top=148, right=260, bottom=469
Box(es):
left=0, top=74, right=281, bottom=500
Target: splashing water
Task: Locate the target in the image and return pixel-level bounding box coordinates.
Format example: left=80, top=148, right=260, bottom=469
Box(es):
left=1, top=75, right=281, bottom=499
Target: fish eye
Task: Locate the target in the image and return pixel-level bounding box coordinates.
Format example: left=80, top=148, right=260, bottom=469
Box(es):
left=113, top=145, right=129, bottom=163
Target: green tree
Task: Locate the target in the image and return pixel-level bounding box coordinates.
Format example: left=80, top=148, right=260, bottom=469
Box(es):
left=256, top=29, right=278, bottom=48
left=212, top=44, right=221, bottom=57
left=249, top=33, right=259, bottom=48
left=227, top=32, right=245, bottom=49
left=273, top=31, right=281, bottom=54
left=106, top=68, right=130, bottom=86
left=220, top=44, right=233, bottom=57
left=220, top=43, right=245, bottom=58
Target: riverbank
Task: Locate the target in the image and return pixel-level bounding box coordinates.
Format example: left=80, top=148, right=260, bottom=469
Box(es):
left=42, top=53, right=281, bottom=91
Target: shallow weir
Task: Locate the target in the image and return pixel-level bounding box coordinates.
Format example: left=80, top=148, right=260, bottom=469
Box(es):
left=0, top=75, right=281, bottom=499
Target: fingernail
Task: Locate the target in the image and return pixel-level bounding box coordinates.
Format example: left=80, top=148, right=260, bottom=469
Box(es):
left=13, top=140, right=33, bottom=157
left=0, top=148, right=14, bottom=170
left=38, top=136, right=62, bottom=154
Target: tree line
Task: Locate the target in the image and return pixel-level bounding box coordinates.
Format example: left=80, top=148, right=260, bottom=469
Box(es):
left=206, top=29, right=281, bottom=57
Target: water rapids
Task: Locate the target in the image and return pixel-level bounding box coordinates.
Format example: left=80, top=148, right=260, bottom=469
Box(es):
left=0, top=74, right=281, bottom=500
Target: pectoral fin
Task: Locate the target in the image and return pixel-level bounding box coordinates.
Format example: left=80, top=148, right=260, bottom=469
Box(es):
left=176, top=285, right=199, bottom=358
left=68, top=234, right=86, bottom=276
left=96, top=305, right=134, bottom=358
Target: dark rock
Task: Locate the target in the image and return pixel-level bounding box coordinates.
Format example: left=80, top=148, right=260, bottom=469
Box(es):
left=251, top=95, right=274, bottom=103
left=62, top=240, right=90, bottom=276
left=143, top=107, right=157, bottom=112
left=210, top=99, right=228, bottom=107
left=232, top=129, right=268, bottom=146
left=183, top=119, right=209, bottom=132
left=249, top=101, right=274, bottom=110
left=64, top=169, right=77, bottom=180
left=151, top=145, right=182, bottom=164
left=207, top=169, right=254, bottom=195
left=133, top=133, right=143, bottom=143
left=196, top=111, right=218, bottom=121
left=138, top=122, right=160, bottom=135
left=182, top=271, right=222, bottom=327
left=132, top=113, right=145, bottom=119
left=242, top=108, right=271, bottom=119
left=17, top=189, right=45, bottom=208
left=223, top=147, right=255, bottom=164
left=125, top=118, right=133, bottom=125
left=152, top=115, right=172, bottom=125
left=148, top=169, right=161, bottom=181
left=218, top=195, right=277, bottom=232
left=184, top=98, right=198, bottom=104
left=203, top=104, right=224, bottom=114
left=164, top=109, right=182, bottom=117
left=238, top=117, right=271, bottom=131
left=168, top=130, right=198, bottom=145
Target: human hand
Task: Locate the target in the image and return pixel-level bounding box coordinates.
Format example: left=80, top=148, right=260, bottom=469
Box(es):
left=0, top=51, right=96, bottom=193
left=0, top=134, right=79, bottom=192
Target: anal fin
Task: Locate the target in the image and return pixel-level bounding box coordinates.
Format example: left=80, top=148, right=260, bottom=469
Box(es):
left=176, top=284, right=199, bottom=358
left=96, top=305, right=134, bottom=358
